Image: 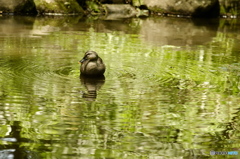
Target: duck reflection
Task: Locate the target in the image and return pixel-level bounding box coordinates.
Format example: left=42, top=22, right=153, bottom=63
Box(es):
left=80, top=74, right=105, bottom=101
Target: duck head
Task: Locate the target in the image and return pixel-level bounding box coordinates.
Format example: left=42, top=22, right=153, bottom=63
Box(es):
left=79, top=51, right=99, bottom=63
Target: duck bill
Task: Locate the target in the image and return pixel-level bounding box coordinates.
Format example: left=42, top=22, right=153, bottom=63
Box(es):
left=79, top=58, right=87, bottom=63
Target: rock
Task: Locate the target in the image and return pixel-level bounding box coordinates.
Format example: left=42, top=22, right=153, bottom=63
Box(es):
left=104, top=4, right=136, bottom=13
left=100, top=0, right=127, bottom=4
left=103, top=4, right=137, bottom=18
left=0, top=0, right=37, bottom=14
left=134, top=0, right=220, bottom=17
left=34, top=0, right=84, bottom=15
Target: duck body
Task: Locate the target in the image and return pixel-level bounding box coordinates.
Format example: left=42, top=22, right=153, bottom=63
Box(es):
left=79, top=51, right=106, bottom=76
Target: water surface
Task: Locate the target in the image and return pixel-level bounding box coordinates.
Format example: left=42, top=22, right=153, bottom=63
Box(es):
left=0, top=16, right=239, bottom=159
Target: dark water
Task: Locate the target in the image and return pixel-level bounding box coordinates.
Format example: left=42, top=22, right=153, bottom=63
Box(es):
left=0, top=15, right=240, bottom=159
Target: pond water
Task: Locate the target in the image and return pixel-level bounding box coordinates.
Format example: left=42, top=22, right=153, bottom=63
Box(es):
left=0, top=15, right=240, bottom=159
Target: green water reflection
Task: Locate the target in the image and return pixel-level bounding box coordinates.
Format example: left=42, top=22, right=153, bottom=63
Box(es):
left=0, top=16, right=239, bottom=159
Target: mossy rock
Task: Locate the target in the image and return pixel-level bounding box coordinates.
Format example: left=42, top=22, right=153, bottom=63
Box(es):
left=0, top=0, right=36, bottom=14
left=34, top=0, right=84, bottom=14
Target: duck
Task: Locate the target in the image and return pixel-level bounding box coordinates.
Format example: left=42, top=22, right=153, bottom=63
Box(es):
left=79, top=51, right=106, bottom=76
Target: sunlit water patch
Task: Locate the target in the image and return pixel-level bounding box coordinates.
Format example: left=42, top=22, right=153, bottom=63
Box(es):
left=0, top=16, right=239, bottom=159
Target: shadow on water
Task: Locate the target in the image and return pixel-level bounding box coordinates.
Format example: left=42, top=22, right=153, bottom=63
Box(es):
left=0, top=15, right=223, bottom=46
left=80, top=74, right=105, bottom=101
left=0, top=16, right=35, bottom=35
left=0, top=121, right=41, bottom=159
left=140, top=17, right=220, bottom=46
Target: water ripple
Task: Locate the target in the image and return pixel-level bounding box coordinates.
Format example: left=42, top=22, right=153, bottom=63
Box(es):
left=0, top=59, right=75, bottom=88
